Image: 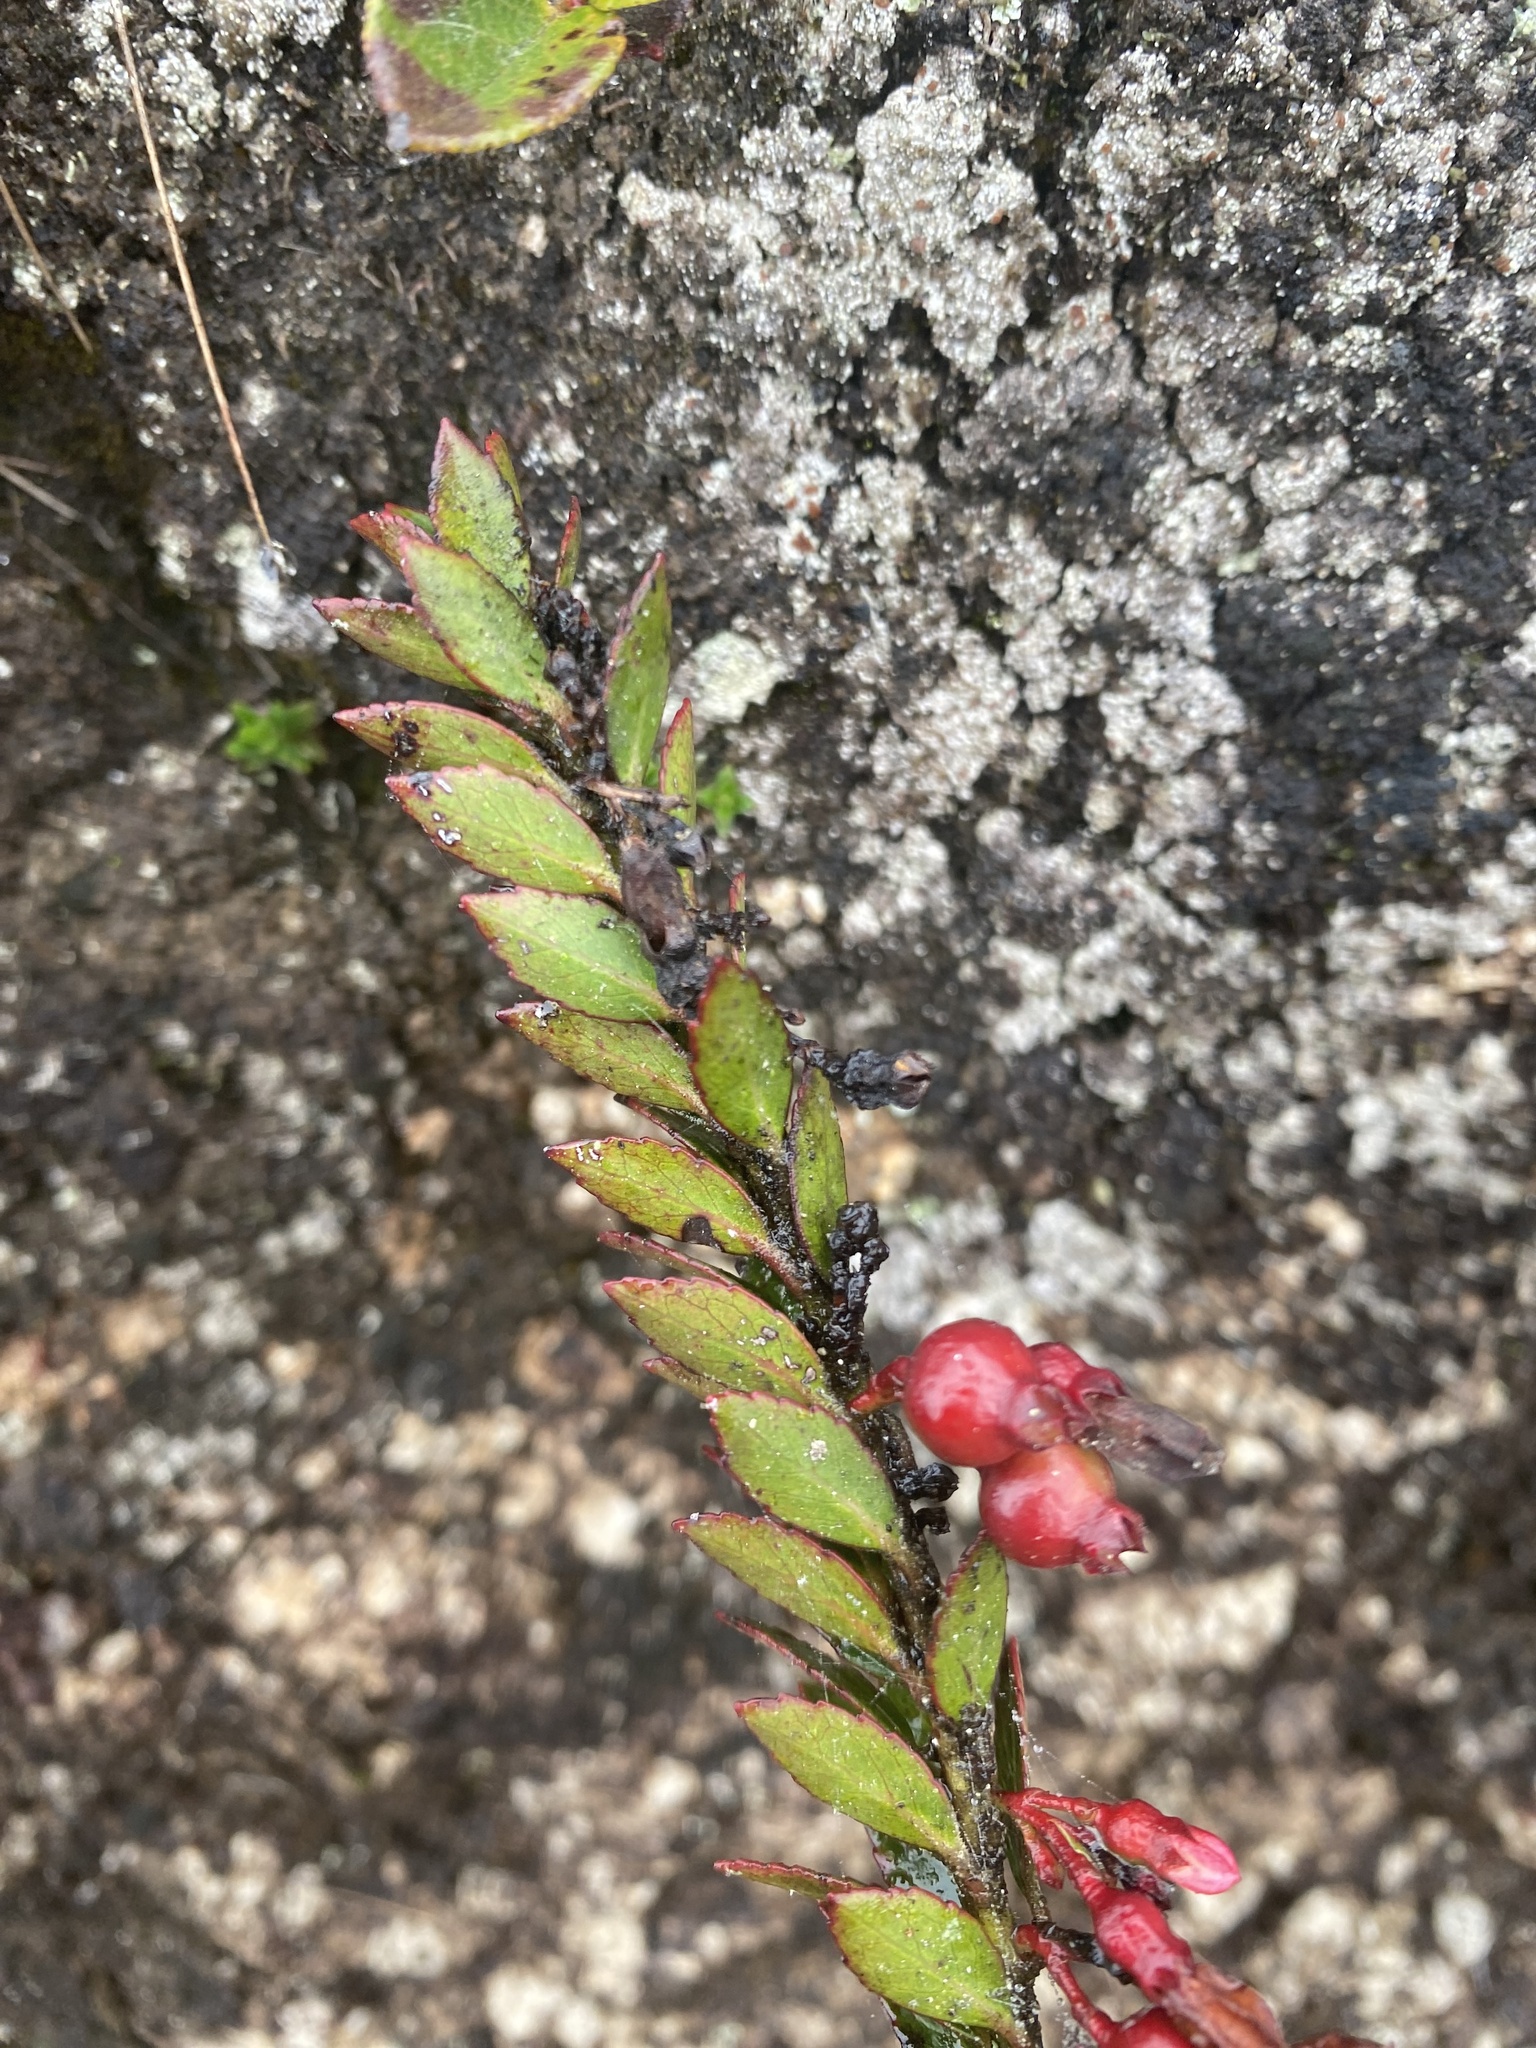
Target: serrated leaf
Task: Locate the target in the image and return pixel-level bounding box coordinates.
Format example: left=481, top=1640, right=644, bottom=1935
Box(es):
left=659, top=698, right=695, bottom=826
left=691, top=960, right=793, bottom=1150
left=400, top=537, right=564, bottom=720
left=362, top=0, right=637, bottom=153
left=605, top=554, right=671, bottom=785
left=429, top=419, right=532, bottom=598
left=464, top=887, right=670, bottom=1021
left=315, top=598, right=464, bottom=687
left=556, top=496, right=581, bottom=587
left=676, top=1513, right=901, bottom=1665
left=390, top=766, right=617, bottom=895
left=712, top=1396, right=903, bottom=1554
left=547, top=1136, right=779, bottom=1266
left=928, top=1538, right=1008, bottom=1722
left=605, top=1276, right=835, bottom=1410
left=717, top=1861, right=860, bottom=1900
left=499, top=1005, right=704, bottom=1116
left=788, top=1067, right=847, bottom=1276
left=336, top=701, right=563, bottom=789
left=823, top=1891, right=1014, bottom=2034
left=740, top=1699, right=960, bottom=1860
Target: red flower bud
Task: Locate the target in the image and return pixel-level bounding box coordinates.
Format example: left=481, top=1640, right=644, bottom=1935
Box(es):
left=1098, top=1799, right=1241, bottom=1896
left=1017, top=1925, right=1192, bottom=2048
left=980, top=1443, right=1146, bottom=1574
left=902, top=1319, right=1069, bottom=1465
left=999, top=1791, right=1240, bottom=1896
left=1088, top=1886, right=1196, bottom=1996
left=1158, top=1959, right=1286, bottom=2048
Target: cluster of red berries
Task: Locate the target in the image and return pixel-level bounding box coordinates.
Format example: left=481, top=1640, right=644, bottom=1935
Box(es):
left=856, top=1319, right=1219, bottom=1575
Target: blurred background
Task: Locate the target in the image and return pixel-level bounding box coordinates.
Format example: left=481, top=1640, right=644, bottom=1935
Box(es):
left=1, top=0, right=1534, bottom=2043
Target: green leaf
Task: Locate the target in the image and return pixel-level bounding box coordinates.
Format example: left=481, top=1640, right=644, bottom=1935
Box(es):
left=605, top=1275, right=836, bottom=1410
left=698, top=763, right=753, bottom=834
left=788, top=1068, right=847, bottom=1276
left=315, top=598, right=465, bottom=688
left=389, top=766, right=617, bottom=895
left=604, top=554, right=671, bottom=786
left=690, top=960, right=793, bottom=1150
left=675, top=1513, right=901, bottom=1665
left=464, top=887, right=670, bottom=1021
left=717, top=1860, right=860, bottom=1900
left=429, top=419, right=532, bottom=598
left=351, top=505, right=436, bottom=571
left=400, top=537, right=565, bottom=721
left=887, top=2003, right=999, bottom=2048
left=555, top=496, right=581, bottom=588
left=336, top=701, right=564, bottom=789
left=711, top=1396, right=903, bottom=1555
left=659, top=698, right=696, bottom=826
left=726, top=1617, right=934, bottom=1752
left=993, top=1637, right=1028, bottom=1798
left=596, top=1230, right=725, bottom=1280
left=927, top=1539, right=1008, bottom=1722
left=499, top=1005, right=704, bottom=1116
left=223, top=701, right=324, bottom=776
left=546, top=1136, right=780, bottom=1266
left=362, top=0, right=636, bottom=153
left=739, top=1699, right=961, bottom=1860
left=822, top=1891, right=1015, bottom=2034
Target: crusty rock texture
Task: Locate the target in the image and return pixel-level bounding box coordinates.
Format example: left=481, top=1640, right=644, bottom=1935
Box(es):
left=1, top=0, right=1534, bottom=2043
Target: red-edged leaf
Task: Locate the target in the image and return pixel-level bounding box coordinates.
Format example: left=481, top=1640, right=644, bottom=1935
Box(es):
left=336, top=701, right=563, bottom=788
left=717, top=1860, right=860, bottom=1900
left=547, top=1136, right=784, bottom=1271
left=675, top=1512, right=901, bottom=1664
left=315, top=598, right=463, bottom=687
left=605, top=1274, right=834, bottom=1409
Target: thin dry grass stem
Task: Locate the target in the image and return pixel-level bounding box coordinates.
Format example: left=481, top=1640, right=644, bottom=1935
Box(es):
left=0, top=171, right=95, bottom=357
left=0, top=455, right=85, bottom=525
left=112, top=5, right=281, bottom=568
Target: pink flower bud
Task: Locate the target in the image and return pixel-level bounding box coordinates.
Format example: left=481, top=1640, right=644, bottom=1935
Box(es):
left=1098, top=1799, right=1241, bottom=1896
left=980, top=1443, right=1147, bottom=1574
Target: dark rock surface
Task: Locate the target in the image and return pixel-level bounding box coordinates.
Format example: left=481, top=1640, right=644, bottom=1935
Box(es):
left=1, top=0, right=1533, bottom=2042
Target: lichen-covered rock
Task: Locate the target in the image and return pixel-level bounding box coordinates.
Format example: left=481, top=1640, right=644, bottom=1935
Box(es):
left=2, top=0, right=1535, bottom=2042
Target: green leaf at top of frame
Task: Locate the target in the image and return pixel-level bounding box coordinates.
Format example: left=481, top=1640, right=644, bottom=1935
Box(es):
left=500, top=1005, right=704, bottom=1117
left=604, top=553, right=671, bottom=786
left=690, top=959, right=793, bottom=1151
left=605, top=1274, right=835, bottom=1410
left=546, top=1135, right=781, bottom=1269
left=788, top=1066, right=847, bottom=1276
left=710, top=1395, right=903, bottom=1555
left=927, top=1537, right=1008, bottom=1723
left=739, top=1698, right=961, bottom=1861
left=362, top=0, right=640, bottom=154
left=822, top=1889, right=1015, bottom=2035
left=429, top=419, right=532, bottom=599
left=675, top=1512, right=901, bottom=1665
left=399, top=537, right=565, bottom=722
left=315, top=598, right=465, bottom=689
left=389, top=765, right=617, bottom=897
left=659, top=698, right=696, bottom=827
left=464, top=887, right=670, bottom=1022
left=336, top=701, right=564, bottom=790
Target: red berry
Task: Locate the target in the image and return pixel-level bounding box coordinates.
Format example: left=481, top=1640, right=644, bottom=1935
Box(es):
left=903, top=1319, right=1067, bottom=1466
left=979, top=1444, right=1146, bottom=1574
